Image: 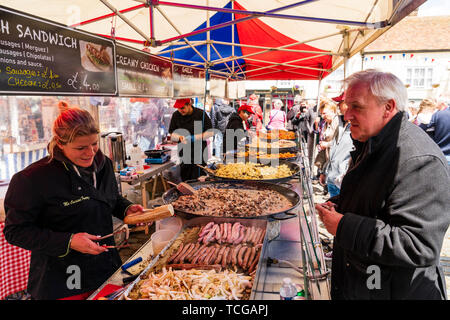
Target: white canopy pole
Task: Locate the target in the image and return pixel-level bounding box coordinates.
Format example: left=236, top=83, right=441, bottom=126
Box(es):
left=99, top=0, right=153, bottom=44
left=343, top=29, right=350, bottom=79
left=211, top=44, right=233, bottom=75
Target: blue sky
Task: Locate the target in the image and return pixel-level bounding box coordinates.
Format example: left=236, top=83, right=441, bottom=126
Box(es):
left=417, top=0, right=450, bottom=16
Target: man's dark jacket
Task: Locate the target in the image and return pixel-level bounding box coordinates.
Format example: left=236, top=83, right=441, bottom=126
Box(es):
left=330, top=111, right=450, bottom=300
left=4, top=151, right=132, bottom=299
left=425, top=107, right=450, bottom=162
left=210, top=99, right=235, bottom=134
left=222, top=112, right=246, bottom=154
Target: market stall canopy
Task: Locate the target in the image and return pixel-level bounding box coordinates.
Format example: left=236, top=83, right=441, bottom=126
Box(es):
left=1, top=0, right=426, bottom=80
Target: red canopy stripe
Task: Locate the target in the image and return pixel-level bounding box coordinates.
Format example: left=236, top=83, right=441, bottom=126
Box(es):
left=234, top=1, right=332, bottom=80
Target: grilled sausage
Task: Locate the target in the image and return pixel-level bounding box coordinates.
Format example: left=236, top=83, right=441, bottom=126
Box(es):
left=191, top=245, right=208, bottom=264
left=257, top=229, right=266, bottom=244
left=226, top=223, right=233, bottom=243
left=245, top=227, right=253, bottom=244
left=215, top=224, right=222, bottom=243
left=234, top=226, right=247, bottom=244
left=246, top=247, right=256, bottom=270
left=173, top=243, right=190, bottom=263
left=242, top=246, right=252, bottom=269
left=231, top=244, right=242, bottom=266
left=168, top=243, right=184, bottom=263
left=177, top=243, right=194, bottom=263
left=252, top=228, right=261, bottom=245
left=203, top=225, right=217, bottom=244
left=198, top=222, right=214, bottom=237
left=237, top=246, right=247, bottom=267
left=248, top=250, right=261, bottom=274
left=214, top=246, right=226, bottom=265
left=185, top=243, right=199, bottom=263
left=206, top=245, right=220, bottom=265
left=243, top=226, right=252, bottom=243
left=203, top=245, right=216, bottom=265
left=230, top=223, right=240, bottom=242
left=181, top=243, right=199, bottom=263
left=198, top=246, right=212, bottom=264
left=221, top=247, right=230, bottom=268
left=222, top=223, right=228, bottom=242
left=201, top=246, right=216, bottom=265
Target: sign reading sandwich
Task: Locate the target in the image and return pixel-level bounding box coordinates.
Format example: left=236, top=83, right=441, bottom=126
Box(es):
left=116, top=44, right=173, bottom=97
left=0, top=6, right=117, bottom=95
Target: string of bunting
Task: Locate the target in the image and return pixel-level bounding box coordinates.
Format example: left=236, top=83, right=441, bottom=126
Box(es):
left=364, top=54, right=435, bottom=62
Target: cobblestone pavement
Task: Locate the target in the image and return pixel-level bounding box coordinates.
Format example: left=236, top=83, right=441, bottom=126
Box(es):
left=312, top=180, right=450, bottom=298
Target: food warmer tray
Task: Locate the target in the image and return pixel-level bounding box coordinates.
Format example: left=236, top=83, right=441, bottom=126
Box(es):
left=122, top=216, right=269, bottom=300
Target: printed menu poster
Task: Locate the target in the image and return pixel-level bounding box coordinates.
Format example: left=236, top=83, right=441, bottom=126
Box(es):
left=209, top=73, right=227, bottom=98
left=227, top=79, right=238, bottom=99
left=173, top=63, right=205, bottom=98
left=237, top=80, right=246, bottom=98
left=116, top=44, right=173, bottom=97
left=0, top=6, right=117, bottom=95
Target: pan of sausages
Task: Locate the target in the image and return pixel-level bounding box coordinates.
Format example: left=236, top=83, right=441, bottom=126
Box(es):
left=123, top=217, right=268, bottom=300
left=162, top=180, right=300, bottom=220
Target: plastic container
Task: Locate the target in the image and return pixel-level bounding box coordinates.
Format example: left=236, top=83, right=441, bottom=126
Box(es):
left=156, top=216, right=183, bottom=235
left=129, top=143, right=143, bottom=170
left=280, top=277, right=298, bottom=300
left=151, top=229, right=175, bottom=256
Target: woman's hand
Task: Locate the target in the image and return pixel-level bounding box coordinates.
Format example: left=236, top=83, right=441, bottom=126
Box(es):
left=126, top=204, right=145, bottom=216
left=70, top=233, right=108, bottom=255
left=125, top=204, right=152, bottom=227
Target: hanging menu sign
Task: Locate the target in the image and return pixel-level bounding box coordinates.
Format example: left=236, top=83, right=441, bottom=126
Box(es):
left=227, top=79, right=238, bottom=99
left=0, top=6, right=117, bottom=95
left=173, top=63, right=205, bottom=98
left=209, top=73, right=227, bottom=98
left=116, top=44, right=173, bottom=97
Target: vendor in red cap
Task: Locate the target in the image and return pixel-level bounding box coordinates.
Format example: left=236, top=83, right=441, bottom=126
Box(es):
left=168, top=98, right=213, bottom=181
left=222, top=104, right=254, bottom=155
left=332, top=91, right=348, bottom=126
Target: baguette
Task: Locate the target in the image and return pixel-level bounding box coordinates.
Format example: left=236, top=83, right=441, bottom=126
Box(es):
left=123, top=204, right=174, bottom=225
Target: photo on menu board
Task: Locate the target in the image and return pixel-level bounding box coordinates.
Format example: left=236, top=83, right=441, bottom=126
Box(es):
left=79, top=40, right=113, bottom=72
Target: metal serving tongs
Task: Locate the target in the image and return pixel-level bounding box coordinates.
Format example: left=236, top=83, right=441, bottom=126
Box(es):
left=97, top=224, right=130, bottom=241
left=196, top=164, right=216, bottom=175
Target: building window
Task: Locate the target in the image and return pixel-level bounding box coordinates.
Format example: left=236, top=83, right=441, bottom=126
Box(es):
left=278, top=80, right=292, bottom=87
left=406, top=67, right=433, bottom=88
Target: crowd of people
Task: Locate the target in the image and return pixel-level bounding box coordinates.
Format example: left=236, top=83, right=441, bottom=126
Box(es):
left=158, top=84, right=450, bottom=299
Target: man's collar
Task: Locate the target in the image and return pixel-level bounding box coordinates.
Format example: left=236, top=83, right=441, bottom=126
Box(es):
left=368, top=111, right=404, bottom=153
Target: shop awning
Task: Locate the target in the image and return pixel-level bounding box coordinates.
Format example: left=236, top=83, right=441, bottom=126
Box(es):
left=1, top=0, right=427, bottom=80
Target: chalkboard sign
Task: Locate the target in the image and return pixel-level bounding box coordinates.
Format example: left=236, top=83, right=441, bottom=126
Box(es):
left=116, top=44, right=173, bottom=98
left=173, top=63, right=205, bottom=98
left=0, top=6, right=117, bottom=95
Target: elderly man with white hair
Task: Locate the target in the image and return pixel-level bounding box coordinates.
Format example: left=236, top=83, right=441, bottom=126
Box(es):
left=315, top=69, right=450, bottom=300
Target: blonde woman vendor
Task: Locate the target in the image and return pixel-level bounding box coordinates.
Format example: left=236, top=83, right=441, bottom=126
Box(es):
left=4, top=104, right=145, bottom=300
